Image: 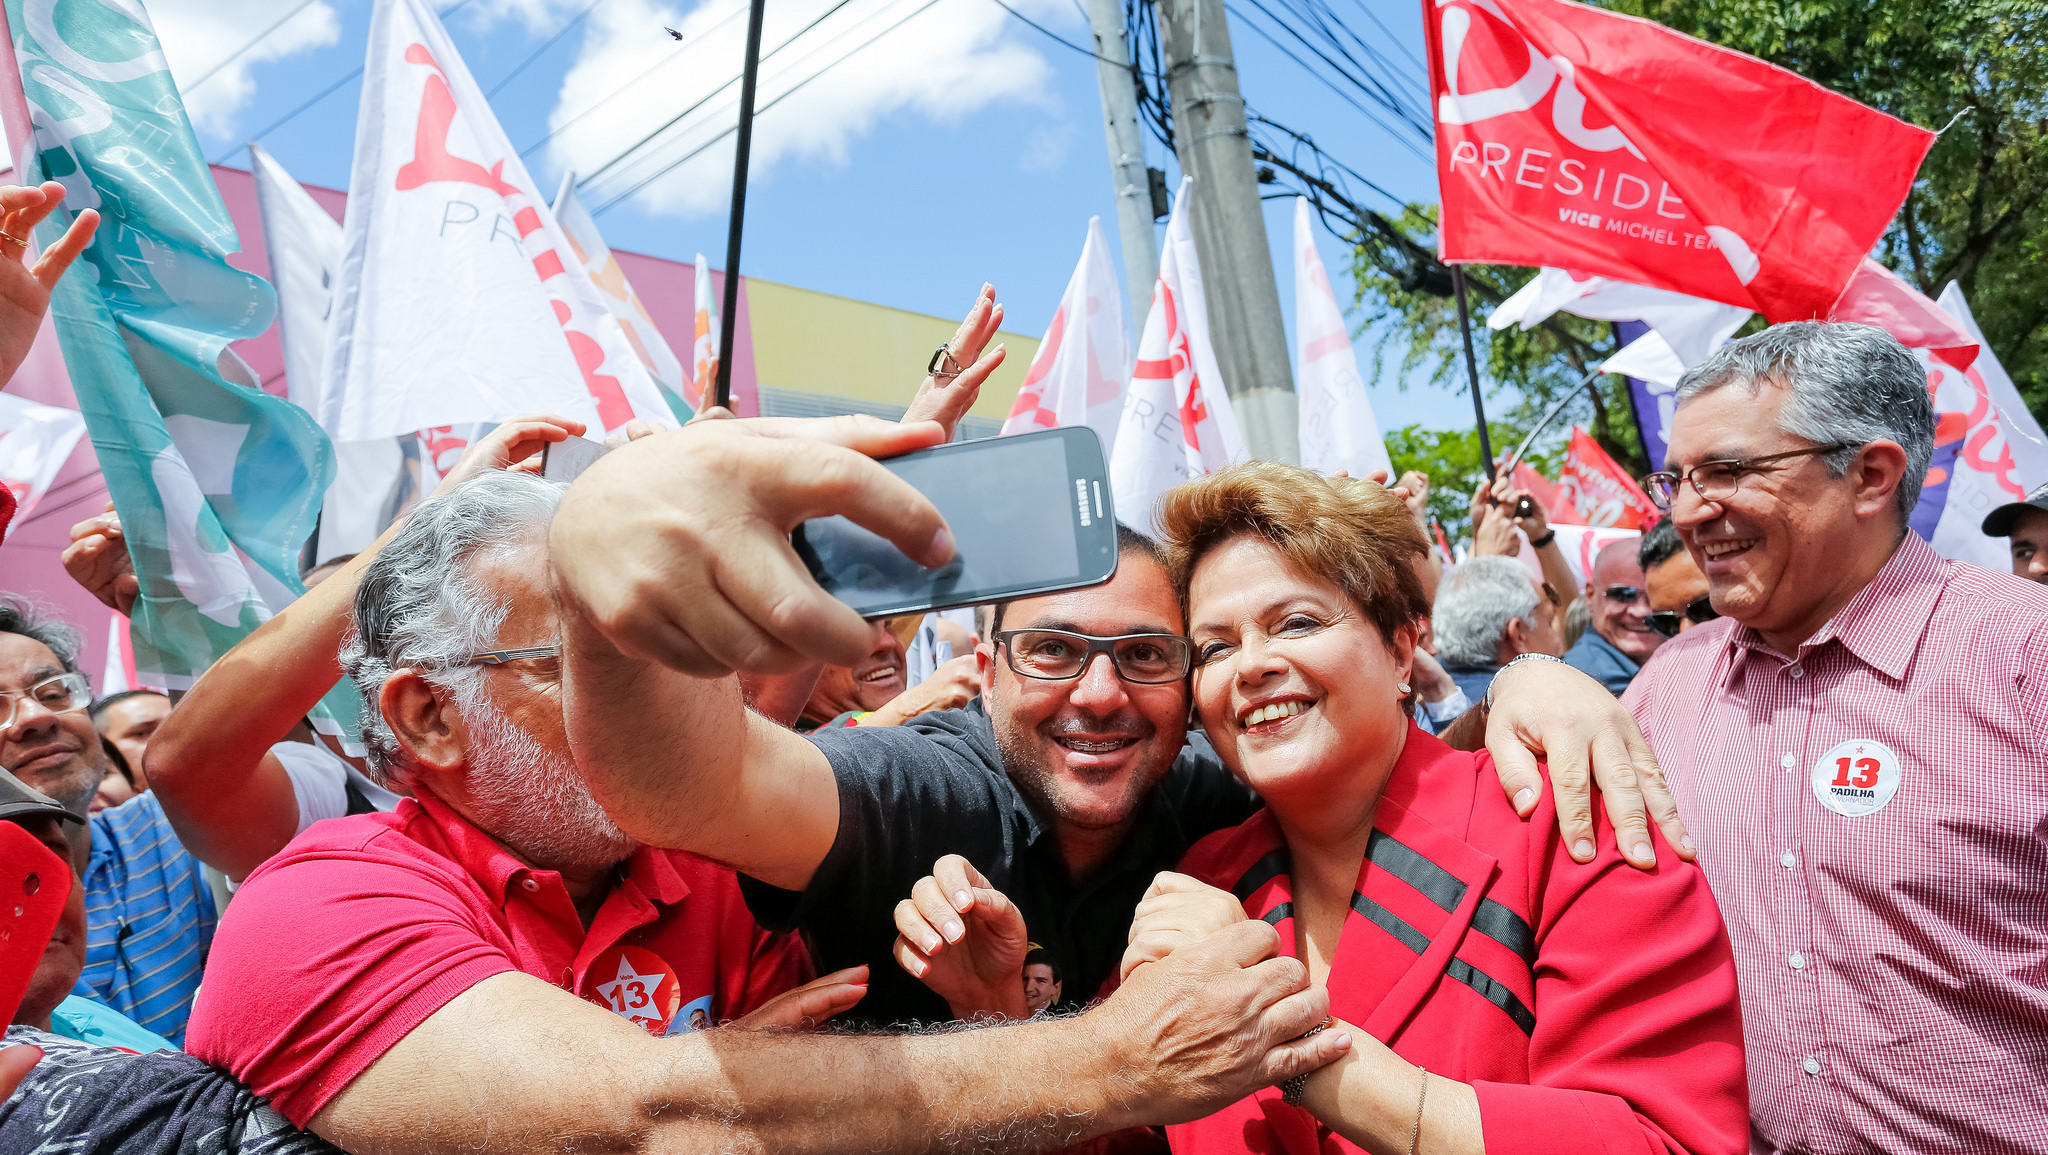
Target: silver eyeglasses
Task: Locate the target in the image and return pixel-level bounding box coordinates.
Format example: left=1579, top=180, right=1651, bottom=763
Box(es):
left=451, top=645, right=561, bottom=667
left=1, top=672, right=92, bottom=731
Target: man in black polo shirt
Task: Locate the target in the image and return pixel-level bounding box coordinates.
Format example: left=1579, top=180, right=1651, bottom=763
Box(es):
left=551, top=416, right=1695, bottom=1026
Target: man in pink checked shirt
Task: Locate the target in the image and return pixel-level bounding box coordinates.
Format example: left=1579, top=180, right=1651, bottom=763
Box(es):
left=1618, top=321, right=2048, bottom=1154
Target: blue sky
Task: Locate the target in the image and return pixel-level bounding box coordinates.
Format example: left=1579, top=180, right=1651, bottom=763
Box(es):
left=159, top=0, right=1473, bottom=432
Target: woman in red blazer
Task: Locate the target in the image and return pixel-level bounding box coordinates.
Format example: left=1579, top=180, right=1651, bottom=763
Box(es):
left=1135, top=463, right=1746, bottom=1155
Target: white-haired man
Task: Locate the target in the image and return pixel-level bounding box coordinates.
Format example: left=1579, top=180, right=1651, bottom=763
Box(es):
left=1628, top=321, right=2048, bottom=1152
left=185, top=466, right=1350, bottom=1154
left=1432, top=555, right=1566, bottom=704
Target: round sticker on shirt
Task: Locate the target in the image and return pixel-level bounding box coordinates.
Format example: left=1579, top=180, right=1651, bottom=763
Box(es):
left=588, top=945, right=681, bottom=1035
left=1808, top=738, right=1904, bottom=817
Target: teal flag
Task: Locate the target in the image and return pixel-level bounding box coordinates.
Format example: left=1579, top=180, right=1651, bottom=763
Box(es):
left=4, top=0, right=359, bottom=742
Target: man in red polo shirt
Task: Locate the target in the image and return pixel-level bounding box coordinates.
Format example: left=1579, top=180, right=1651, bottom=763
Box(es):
left=187, top=461, right=1347, bottom=1153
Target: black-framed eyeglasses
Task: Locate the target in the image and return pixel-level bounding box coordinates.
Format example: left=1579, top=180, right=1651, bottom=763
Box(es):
left=1642, top=443, right=1856, bottom=511
left=0, top=672, right=91, bottom=731
left=1603, top=585, right=1645, bottom=603
left=995, top=629, right=1193, bottom=685
left=1646, top=595, right=1719, bottom=637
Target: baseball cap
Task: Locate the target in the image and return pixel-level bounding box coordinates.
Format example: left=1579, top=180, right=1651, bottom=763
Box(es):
left=1982, top=480, right=2048, bottom=538
left=0, top=770, right=83, bottom=827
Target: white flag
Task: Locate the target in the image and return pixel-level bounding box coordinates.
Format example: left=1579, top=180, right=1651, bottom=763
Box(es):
left=1110, top=177, right=1244, bottom=538
left=1926, top=283, right=2048, bottom=569
left=1293, top=198, right=1390, bottom=480
left=0, top=393, right=86, bottom=522
left=1000, top=218, right=1129, bottom=453
left=249, top=144, right=342, bottom=415
left=688, top=254, right=718, bottom=412
left=250, top=143, right=418, bottom=561
left=553, top=174, right=688, bottom=401
left=323, top=0, right=674, bottom=440
left=1491, top=266, right=1750, bottom=367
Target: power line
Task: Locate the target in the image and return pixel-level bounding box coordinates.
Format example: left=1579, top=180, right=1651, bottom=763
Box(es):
left=517, top=4, right=749, bottom=159
left=573, top=0, right=864, bottom=189
left=591, top=0, right=950, bottom=215
left=212, top=0, right=483, bottom=165
left=983, top=0, right=1124, bottom=67
left=581, top=0, right=924, bottom=199
left=185, top=0, right=323, bottom=94
left=486, top=0, right=614, bottom=98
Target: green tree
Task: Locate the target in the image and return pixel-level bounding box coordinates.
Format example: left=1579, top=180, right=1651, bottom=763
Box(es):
left=1604, top=0, right=2048, bottom=414
left=1385, top=422, right=1565, bottom=546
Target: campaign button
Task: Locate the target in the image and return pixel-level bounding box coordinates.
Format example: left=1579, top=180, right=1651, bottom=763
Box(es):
left=1808, top=738, right=1903, bottom=818
left=587, top=945, right=682, bottom=1035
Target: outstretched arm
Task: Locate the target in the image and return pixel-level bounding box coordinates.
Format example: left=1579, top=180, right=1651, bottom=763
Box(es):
left=144, top=417, right=584, bottom=879
left=310, top=922, right=1346, bottom=1155
left=551, top=415, right=958, bottom=888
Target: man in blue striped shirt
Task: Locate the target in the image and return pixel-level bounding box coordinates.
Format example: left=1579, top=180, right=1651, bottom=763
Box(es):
left=1, top=597, right=212, bottom=1043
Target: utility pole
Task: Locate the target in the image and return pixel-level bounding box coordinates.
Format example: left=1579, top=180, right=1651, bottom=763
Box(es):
left=1153, top=0, right=1297, bottom=463
left=1083, top=0, right=1159, bottom=331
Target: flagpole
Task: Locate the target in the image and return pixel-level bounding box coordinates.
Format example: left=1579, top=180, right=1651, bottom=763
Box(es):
left=1449, top=265, right=1497, bottom=483
left=713, top=0, right=768, bottom=412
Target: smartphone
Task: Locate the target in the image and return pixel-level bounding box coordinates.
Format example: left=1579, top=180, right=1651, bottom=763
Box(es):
left=0, top=823, right=71, bottom=1023
left=541, top=434, right=608, bottom=483
left=793, top=426, right=1119, bottom=618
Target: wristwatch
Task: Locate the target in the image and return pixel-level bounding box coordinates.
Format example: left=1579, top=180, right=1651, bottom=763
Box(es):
left=1279, top=1017, right=1333, bottom=1105
left=1528, top=528, right=1556, bottom=548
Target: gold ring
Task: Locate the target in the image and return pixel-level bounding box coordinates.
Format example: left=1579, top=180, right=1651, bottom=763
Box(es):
left=0, top=231, right=26, bottom=250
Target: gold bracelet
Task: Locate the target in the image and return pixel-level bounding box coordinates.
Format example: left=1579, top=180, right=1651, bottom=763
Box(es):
left=1408, top=1067, right=1429, bottom=1155
left=1277, top=1017, right=1332, bottom=1106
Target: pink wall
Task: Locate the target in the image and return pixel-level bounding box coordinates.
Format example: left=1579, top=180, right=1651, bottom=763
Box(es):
left=1, top=163, right=759, bottom=686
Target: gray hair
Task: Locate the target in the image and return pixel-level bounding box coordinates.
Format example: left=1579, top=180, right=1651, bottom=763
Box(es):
left=1433, top=556, right=1541, bottom=668
left=340, top=470, right=565, bottom=787
left=1675, top=321, right=1935, bottom=522
left=0, top=595, right=85, bottom=679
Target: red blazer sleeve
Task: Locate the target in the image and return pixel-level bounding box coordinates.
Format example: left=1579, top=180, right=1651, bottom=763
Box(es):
left=1472, top=783, right=1748, bottom=1155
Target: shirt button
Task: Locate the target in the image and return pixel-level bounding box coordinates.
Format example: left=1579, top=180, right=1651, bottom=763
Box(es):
left=1788, top=951, right=1806, bottom=970
left=1802, top=1056, right=1822, bottom=1076
left=1780, top=851, right=1798, bottom=869
left=1780, top=753, right=1796, bottom=770
left=520, top=878, right=540, bottom=892
left=1788, top=665, right=1805, bottom=679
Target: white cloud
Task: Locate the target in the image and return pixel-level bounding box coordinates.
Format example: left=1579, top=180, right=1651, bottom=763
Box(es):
left=144, top=0, right=344, bottom=137
left=547, top=0, right=1071, bottom=218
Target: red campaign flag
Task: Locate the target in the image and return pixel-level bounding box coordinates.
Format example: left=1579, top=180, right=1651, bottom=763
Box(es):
left=1425, top=0, right=1934, bottom=322
left=1557, top=426, right=1660, bottom=529
left=1508, top=461, right=1584, bottom=526
left=1828, top=258, right=1978, bottom=371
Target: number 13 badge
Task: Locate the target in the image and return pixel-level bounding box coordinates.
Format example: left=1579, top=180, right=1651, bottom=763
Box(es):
left=1809, top=738, right=1905, bottom=817
left=588, top=945, right=682, bottom=1035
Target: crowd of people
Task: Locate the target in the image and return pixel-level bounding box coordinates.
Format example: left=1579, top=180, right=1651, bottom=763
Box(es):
left=2, top=173, right=2045, bottom=1154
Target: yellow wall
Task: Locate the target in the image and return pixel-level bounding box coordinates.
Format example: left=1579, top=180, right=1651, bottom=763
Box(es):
left=746, top=278, right=1038, bottom=420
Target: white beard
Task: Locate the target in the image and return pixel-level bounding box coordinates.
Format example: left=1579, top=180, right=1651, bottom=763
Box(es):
left=460, top=696, right=638, bottom=871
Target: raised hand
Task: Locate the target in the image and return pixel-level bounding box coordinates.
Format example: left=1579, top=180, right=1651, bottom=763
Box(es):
left=433, top=415, right=586, bottom=493
left=0, top=182, right=98, bottom=391
left=901, top=283, right=1007, bottom=440
left=892, top=853, right=1031, bottom=1020
left=1120, top=872, right=1250, bottom=982
left=62, top=502, right=137, bottom=615
left=728, top=966, right=869, bottom=1031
